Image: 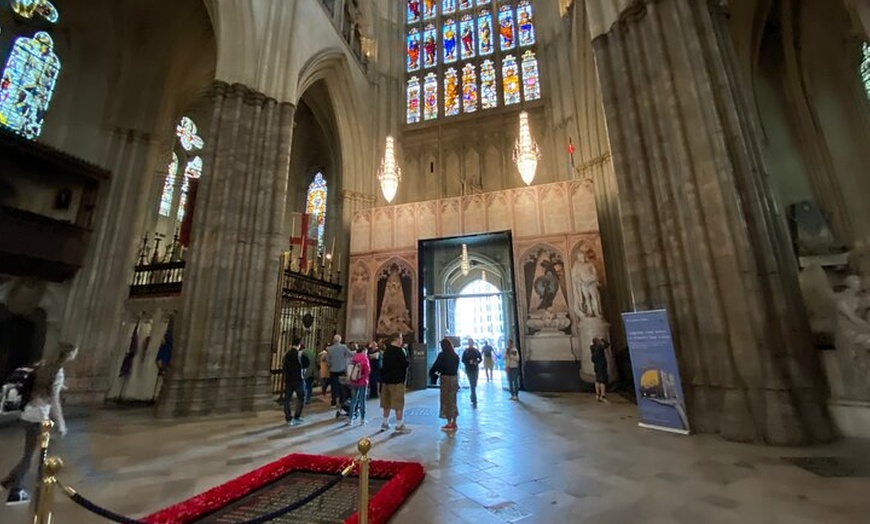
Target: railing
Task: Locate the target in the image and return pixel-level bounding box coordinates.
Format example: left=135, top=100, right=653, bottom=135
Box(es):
left=129, top=261, right=185, bottom=297
left=33, top=421, right=374, bottom=524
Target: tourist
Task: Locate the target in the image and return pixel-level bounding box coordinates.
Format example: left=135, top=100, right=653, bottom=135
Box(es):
left=318, top=345, right=330, bottom=396
left=282, top=338, right=307, bottom=426
left=2, top=342, right=77, bottom=506
left=380, top=333, right=411, bottom=433
left=347, top=344, right=371, bottom=425
left=301, top=342, right=316, bottom=404
left=591, top=337, right=610, bottom=402
left=505, top=339, right=521, bottom=400
left=429, top=338, right=460, bottom=432
left=327, top=334, right=353, bottom=409
left=461, top=337, right=482, bottom=407
left=367, top=340, right=381, bottom=399
left=482, top=339, right=495, bottom=382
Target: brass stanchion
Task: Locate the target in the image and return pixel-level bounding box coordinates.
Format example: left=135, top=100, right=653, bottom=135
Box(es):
left=357, top=437, right=371, bottom=524
left=33, top=456, right=63, bottom=524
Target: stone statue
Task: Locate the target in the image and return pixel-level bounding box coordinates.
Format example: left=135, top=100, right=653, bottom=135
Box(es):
left=835, top=275, right=870, bottom=398
left=351, top=264, right=368, bottom=306
left=377, top=267, right=412, bottom=335
left=571, top=251, right=602, bottom=318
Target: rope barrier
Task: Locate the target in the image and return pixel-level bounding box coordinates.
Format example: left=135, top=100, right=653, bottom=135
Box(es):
left=58, top=471, right=345, bottom=524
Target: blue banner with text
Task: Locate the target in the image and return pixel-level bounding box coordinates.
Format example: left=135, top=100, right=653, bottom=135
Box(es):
left=623, top=309, right=690, bottom=435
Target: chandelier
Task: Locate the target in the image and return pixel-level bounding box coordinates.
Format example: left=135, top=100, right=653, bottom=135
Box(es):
left=512, top=111, right=540, bottom=186
left=377, top=135, right=402, bottom=203
left=460, top=244, right=470, bottom=276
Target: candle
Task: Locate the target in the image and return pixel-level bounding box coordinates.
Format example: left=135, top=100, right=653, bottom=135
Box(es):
left=330, top=237, right=336, bottom=257
left=290, top=215, right=297, bottom=237
left=337, top=254, right=341, bottom=269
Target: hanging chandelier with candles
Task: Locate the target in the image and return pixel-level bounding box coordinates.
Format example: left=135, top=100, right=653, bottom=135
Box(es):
left=512, top=111, right=540, bottom=186
left=377, top=135, right=402, bottom=203
left=460, top=244, right=470, bottom=276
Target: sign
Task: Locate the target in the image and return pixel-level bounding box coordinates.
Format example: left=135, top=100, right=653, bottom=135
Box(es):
left=622, top=309, right=690, bottom=435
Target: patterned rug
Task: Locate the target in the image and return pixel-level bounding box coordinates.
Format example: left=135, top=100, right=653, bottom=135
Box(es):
left=141, top=454, right=425, bottom=524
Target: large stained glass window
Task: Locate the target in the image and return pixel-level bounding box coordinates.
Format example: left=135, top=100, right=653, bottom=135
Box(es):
left=0, top=32, right=61, bottom=139
left=862, top=42, right=870, bottom=101
left=306, top=173, right=328, bottom=254
left=405, top=0, right=541, bottom=124
left=521, top=50, right=541, bottom=101
left=158, top=117, right=205, bottom=220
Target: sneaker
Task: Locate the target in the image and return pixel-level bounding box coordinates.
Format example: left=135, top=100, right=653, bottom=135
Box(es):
left=295, top=416, right=305, bottom=423
left=359, top=418, right=368, bottom=425
left=395, top=424, right=412, bottom=434
left=440, top=423, right=452, bottom=431
left=288, top=419, right=301, bottom=427
left=5, top=489, right=29, bottom=506
left=381, top=420, right=391, bottom=431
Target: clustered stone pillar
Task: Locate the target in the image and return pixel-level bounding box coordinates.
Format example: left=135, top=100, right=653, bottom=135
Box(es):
left=156, top=82, right=295, bottom=417
left=588, top=0, right=832, bottom=443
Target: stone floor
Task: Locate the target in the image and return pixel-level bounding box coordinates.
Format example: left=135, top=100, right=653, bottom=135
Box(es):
left=1, top=375, right=870, bottom=524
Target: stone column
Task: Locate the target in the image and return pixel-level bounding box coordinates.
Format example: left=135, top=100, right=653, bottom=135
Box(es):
left=60, top=129, right=165, bottom=404
left=588, top=0, right=832, bottom=444
left=156, top=82, right=295, bottom=417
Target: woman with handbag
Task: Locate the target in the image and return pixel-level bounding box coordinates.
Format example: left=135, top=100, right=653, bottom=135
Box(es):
left=429, top=338, right=460, bottom=432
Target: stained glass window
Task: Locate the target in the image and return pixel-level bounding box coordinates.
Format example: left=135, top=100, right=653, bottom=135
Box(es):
left=159, top=152, right=179, bottom=217
left=444, top=67, right=460, bottom=116
left=306, top=173, right=328, bottom=254
left=459, top=14, right=475, bottom=60
left=862, top=42, right=870, bottom=101
left=424, top=73, right=439, bottom=120
left=517, top=1, right=535, bottom=47
left=521, top=50, right=541, bottom=101
left=423, top=24, right=438, bottom=68
left=176, top=116, right=204, bottom=151
left=0, top=32, right=60, bottom=139
left=407, top=0, right=421, bottom=23
left=480, top=60, right=497, bottom=109
left=443, top=18, right=458, bottom=63
left=176, top=156, right=202, bottom=222
left=478, top=9, right=493, bottom=56
left=498, top=4, right=515, bottom=51
left=11, top=0, right=58, bottom=23
left=462, top=63, right=478, bottom=113
left=407, top=28, right=421, bottom=72
left=407, top=76, right=421, bottom=123
left=404, top=0, right=540, bottom=124
left=423, top=0, right=437, bottom=19
left=502, top=55, right=520, bottom=105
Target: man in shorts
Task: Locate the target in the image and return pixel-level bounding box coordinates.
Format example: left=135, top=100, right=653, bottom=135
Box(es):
left=380, top=333, right=411, bottom=433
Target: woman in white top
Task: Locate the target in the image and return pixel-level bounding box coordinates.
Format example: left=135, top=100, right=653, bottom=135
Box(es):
left=504, top=340, right=521, bottom=401
left=2, top=342, right=77, bottom=506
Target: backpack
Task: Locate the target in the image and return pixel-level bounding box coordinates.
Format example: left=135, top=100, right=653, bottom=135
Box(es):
left=1, top=365, right=39, bottom=413
left=347, top=360, right=362, bottom=382
left=300, top=352, right=310, bottom=370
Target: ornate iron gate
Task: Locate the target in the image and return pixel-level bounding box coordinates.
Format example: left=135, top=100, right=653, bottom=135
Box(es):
left=270, top=254, right=344, bottom=395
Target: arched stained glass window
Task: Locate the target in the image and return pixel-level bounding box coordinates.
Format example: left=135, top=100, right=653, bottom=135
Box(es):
left=159, top=152, right=179, bottom=217
left=443, top=18, right=458, bottom=63
left=424, top=72, right=439, bottom=120
left=407, top=76, right=421, bottom=123
left=407, top=28, right=421, bottom=72
left=306, top=173, right=328, bottom=254
left=176, top=116, right=204, bottom=151
left=862, top=42, right=870, bottom=101
left=0, top=32, right=61, bottom=139
left=517, top=1, right=535, bottom=47
left=478, top=9, right=493, bottom=56
left=480, top=60, right=497, bottom=109
left=521, top=50, right=541, bottom=101
left=405, top=0, right=540, bottom=124
left=502, top=55, right=520, bottom=105
left=423, top=24, right=438, bottom=68
left=444, top=67, right=460, bottom=116
left=462, top=63, right=478, bottom=113
left=176, top=156, right=202, bottom=222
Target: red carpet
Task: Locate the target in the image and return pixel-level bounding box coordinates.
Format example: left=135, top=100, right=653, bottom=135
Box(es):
left=141, top=453, right=425, bottom=524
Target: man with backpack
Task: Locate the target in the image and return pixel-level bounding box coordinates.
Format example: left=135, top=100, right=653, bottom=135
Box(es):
left=461, top=338, right=483, bottom=407
left=2, top=342, right=77, bottom=506
left=327, top=334, right=353, bottom=414
left=282, top=338, right=308, bottom=426
left=481, top=340, right=495, bottom=382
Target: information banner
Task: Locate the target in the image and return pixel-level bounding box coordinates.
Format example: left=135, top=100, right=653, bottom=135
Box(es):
left=622, top=309, right=690, bottom=435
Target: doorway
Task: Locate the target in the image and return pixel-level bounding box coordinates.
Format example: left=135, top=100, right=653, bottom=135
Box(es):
left=418, top=231, right=521, bottom=389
